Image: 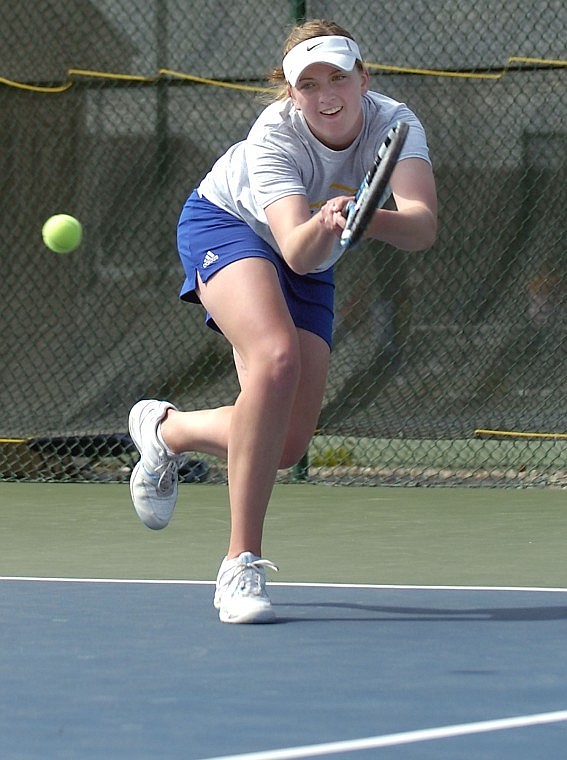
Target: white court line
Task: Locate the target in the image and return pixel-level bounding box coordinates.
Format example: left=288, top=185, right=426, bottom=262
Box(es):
left=0, top=576, right=214, bottom=585
left=0, top=577, right=566, bottom=593
left=200, top=710, right=567, bottom=760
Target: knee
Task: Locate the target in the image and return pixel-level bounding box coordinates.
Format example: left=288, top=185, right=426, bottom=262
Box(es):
left=254, top=336, right=301, bottom=391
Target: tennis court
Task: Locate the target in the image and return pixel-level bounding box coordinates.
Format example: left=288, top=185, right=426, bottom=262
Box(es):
left=2, top=1, right=566, bottom=757
left=1, top=482, right=566, bottom=758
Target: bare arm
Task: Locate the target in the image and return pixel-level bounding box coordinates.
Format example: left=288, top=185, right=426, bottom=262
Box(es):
left=364, top=157, right=437, bottom=251
left=264, top=194, right=344, bottom=275
left=265, top=157, right=437, bottom=275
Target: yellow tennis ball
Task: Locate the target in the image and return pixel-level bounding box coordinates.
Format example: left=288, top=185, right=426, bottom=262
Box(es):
left=42, top=214, right=83, bottom=253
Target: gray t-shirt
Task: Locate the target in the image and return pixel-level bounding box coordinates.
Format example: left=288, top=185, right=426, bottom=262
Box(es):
left=198, top=91, right=431, bottom=273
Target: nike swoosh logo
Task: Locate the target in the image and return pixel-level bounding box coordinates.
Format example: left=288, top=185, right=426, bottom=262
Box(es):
left=306, top=41, right=324, bottom=51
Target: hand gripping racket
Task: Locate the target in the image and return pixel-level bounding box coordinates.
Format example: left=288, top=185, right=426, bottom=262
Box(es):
left=340, top=120, right=409, bottom=250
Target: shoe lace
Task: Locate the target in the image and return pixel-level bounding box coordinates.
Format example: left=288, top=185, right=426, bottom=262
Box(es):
left=228, top=558, right=279, bottom=597
left=154, top=457, right=180, bottom=493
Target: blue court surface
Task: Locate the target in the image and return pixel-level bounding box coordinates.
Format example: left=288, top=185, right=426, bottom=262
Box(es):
left=1, top=483, right=566, bottom=758
left=1, top=579, right=566, bottom=758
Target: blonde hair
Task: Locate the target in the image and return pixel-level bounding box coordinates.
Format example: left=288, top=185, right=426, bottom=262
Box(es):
left=263, top=19, right=362, bottom=102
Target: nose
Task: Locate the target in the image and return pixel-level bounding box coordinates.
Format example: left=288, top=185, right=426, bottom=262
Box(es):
left=319, top=82, right=336, bottom=104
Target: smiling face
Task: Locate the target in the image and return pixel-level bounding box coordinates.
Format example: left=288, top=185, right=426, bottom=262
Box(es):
left=289, top=63, right=369, bottom=150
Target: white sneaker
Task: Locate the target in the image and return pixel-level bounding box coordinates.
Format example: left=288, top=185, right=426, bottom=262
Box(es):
left=128, top=399, right=184, bottom=530
left=214, top=552, right=278, bottom=624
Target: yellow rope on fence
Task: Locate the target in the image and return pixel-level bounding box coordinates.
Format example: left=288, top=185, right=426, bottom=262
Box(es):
left=474, top=429, right=567, bottom=440
left=366, top=56, right=567, bottom=79
left=1, top=56, right=565, bottom=93
left=0, top=76, right=73, bottom=93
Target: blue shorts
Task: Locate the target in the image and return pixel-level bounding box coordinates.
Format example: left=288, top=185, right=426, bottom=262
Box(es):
left=177, top=191, right=335, bottom=348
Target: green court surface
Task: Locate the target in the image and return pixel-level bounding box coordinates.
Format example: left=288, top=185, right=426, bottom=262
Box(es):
left=1, top=482, right=566, bottom=587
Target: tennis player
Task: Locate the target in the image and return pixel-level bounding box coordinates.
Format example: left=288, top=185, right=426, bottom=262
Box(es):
left=128, top=19, right=437, bottom=623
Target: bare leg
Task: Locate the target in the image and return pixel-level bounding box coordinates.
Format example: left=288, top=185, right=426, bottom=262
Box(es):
left=160, top=259, right=330, bottom=558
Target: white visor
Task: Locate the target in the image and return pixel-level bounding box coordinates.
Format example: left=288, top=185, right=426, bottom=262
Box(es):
left=282, top=35, right=362, bottom=87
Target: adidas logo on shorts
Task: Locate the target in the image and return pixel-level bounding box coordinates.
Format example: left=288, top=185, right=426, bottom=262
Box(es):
left=203, top=250, right=219, bottom=269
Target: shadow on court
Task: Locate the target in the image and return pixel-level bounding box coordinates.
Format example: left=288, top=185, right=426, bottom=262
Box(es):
left=273, top=600, right=567, bottom=623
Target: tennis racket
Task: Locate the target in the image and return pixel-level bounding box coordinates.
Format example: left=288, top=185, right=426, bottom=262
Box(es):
left=340, top=120, right=409, bottom=250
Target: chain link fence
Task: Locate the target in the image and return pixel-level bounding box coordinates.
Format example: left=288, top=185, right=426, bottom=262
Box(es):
left=1, top=0, right=566, bottom=485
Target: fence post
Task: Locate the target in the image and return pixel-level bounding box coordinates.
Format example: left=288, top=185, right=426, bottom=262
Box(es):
left=289, top=0, right=306, bottom=23
left=289, top=0, right=309, bottom=482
